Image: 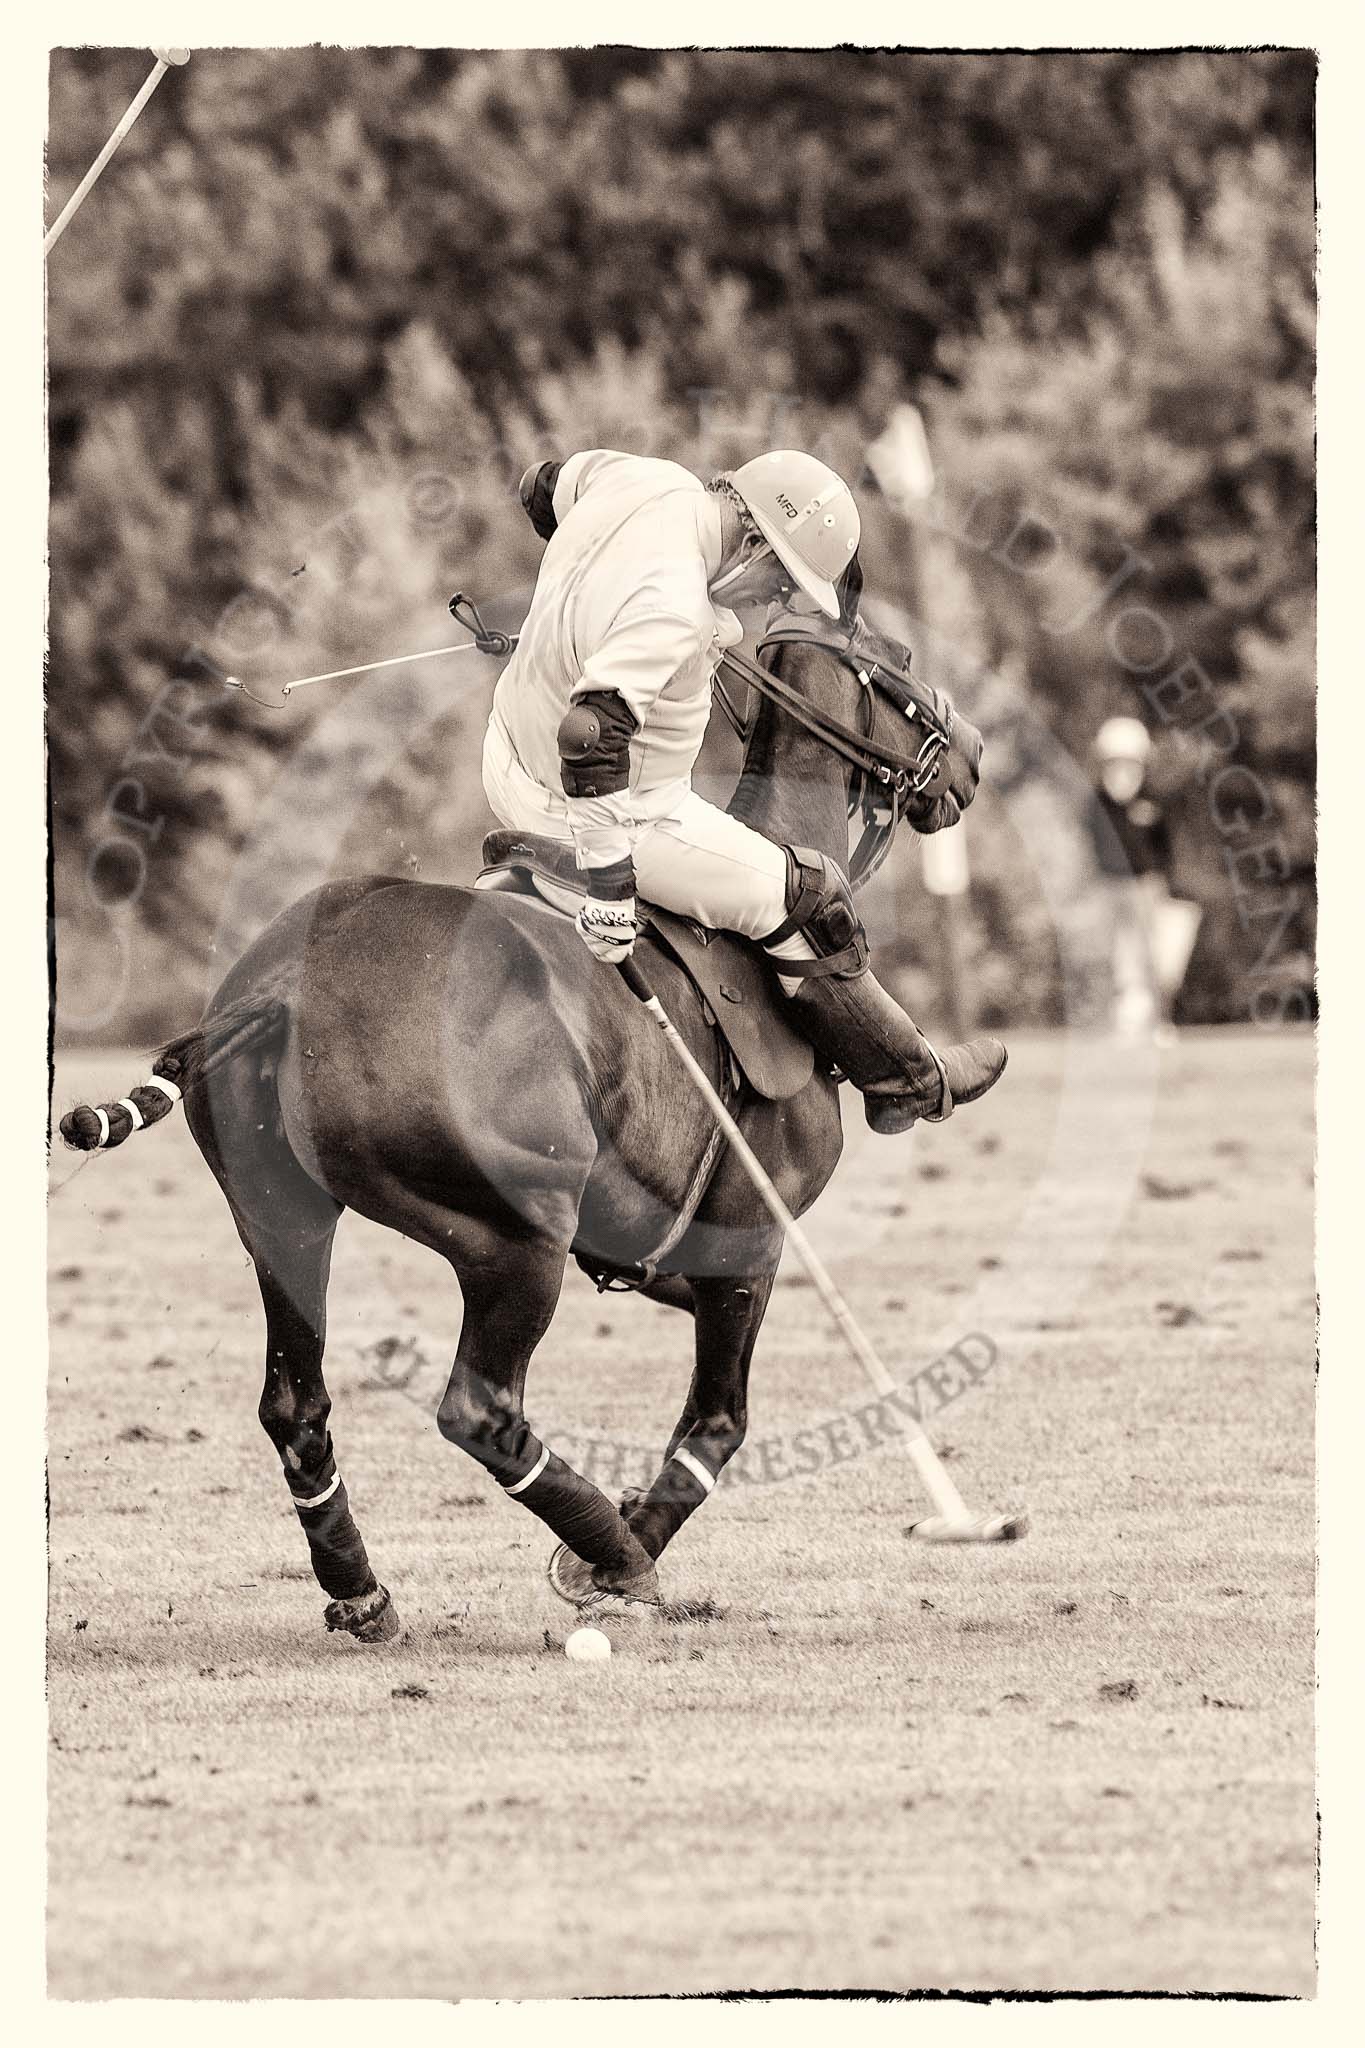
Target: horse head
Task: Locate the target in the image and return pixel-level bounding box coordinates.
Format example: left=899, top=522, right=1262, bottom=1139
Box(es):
left=846, top=613, right=984, bottom=837
left=744, top=605, right=984, bottom=875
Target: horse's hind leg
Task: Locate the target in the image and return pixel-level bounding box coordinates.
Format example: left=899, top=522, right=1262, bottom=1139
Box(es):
left=187, top=1067, right=396, bottom=1644
left=437, top=1231, right=659, bottom=1602
left=248, top=1213, right=398, bottom=1644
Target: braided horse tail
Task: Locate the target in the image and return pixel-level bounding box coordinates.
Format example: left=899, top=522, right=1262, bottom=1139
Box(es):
left=58, top=995, right=289, bottom=1153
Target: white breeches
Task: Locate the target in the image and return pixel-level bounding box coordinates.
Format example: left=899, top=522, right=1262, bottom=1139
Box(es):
left=481, top=718, right=817, bottom=979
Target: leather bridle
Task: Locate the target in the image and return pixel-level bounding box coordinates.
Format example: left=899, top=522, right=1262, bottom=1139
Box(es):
left=713, top=616, right=956, bottom=891
left=449, top=587, right=956, bottom=893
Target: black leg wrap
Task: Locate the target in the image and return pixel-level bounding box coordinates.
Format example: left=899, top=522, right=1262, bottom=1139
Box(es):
left=513, top=1451, right=658, bottom=1592
left=625, top=1465, right=711, bottom=1562
left=287, top=1457, right=377, bottom=1602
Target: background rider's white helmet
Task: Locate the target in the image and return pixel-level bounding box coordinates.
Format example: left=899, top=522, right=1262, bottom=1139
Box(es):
left=1094, top=715, right=1152, bottom=805
left=727, top=450, right=861, bottom=620
left=1094, top=715, right=1152, bottom=766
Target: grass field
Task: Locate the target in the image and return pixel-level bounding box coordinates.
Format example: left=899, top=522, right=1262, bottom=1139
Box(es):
left=46, top=1029, right=1315, bottom=1999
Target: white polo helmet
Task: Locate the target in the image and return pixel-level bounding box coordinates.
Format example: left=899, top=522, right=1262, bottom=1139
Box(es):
left=1094, top=716, right=1152, bottom=765
left=727, top=450, right=861, bottom=620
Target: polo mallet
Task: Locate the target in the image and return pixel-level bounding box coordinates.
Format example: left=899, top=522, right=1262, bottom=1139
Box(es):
left=222, top=640, right=493, bottom=708
left=45, top=50, right=191, bottom=256
left=221, top=594, right=518, bottom=708
left=616, top=959, right=1025, bottom=1542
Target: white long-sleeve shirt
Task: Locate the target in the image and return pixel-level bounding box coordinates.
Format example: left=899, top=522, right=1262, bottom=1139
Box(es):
left=487, top=449, right=744, bottom=873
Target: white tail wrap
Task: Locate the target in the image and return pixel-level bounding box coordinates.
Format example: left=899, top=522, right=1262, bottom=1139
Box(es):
left=117, top=1098, right=144, bottom=1131
left=144, top=1075, right=182, bottom=1104
left=93, top=1108, right=110, bottom=1148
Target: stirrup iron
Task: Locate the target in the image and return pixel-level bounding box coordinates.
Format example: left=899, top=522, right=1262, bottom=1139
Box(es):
left=922, top=1040, right=954, bottom=1122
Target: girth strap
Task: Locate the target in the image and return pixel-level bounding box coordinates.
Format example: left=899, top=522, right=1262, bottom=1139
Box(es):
left=574, top=1040, right=741, bottom=1294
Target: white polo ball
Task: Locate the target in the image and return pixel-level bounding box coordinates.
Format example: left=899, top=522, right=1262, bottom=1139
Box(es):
left=564, top=1626, right=611, bottom=1663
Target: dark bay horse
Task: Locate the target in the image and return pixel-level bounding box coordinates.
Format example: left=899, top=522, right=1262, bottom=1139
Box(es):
left=61, top=622, right=981, bottom=1643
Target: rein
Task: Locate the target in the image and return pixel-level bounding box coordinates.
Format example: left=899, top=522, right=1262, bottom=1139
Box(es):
left=716, top=619, right=954, bottom=891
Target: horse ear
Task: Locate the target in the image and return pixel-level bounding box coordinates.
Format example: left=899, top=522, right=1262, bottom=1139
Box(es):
left=836, top=548, right=864, bottom=627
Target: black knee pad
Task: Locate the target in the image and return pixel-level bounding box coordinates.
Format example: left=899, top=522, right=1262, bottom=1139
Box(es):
left=762, top=845, right=869, bottom=980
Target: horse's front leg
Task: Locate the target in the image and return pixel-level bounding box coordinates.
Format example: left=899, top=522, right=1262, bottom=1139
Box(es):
left=438, top=1236, right=660, bottom=1602
left=622, top=1265, right=779, bottom=1564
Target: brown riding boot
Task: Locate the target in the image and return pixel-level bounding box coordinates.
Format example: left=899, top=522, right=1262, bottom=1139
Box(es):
left=788, top=969, right=1007, bottom=1135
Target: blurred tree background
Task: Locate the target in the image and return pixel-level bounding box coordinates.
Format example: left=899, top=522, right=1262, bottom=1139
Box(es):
left=46, top=47, right=1315, bottom=1041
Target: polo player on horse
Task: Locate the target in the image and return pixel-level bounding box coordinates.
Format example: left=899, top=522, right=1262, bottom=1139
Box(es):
left=59, top=446, right=1016, bottom=1642
left=484, top=447, right=1006, bottom=1133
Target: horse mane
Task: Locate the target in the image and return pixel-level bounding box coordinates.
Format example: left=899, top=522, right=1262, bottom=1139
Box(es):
left=850, top=610, right=915, bottom=679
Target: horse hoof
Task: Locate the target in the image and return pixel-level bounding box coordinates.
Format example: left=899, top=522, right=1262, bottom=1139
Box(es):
left=547, top=1543, right=596, bottom=1606
left=609, top=1561, right=661, bottom=1606
left=324, top=1584, right=401, bottom=1644
left=354, top=1599, right=402, bottom=1644
left=547, top=1542, right=660, bottom=1610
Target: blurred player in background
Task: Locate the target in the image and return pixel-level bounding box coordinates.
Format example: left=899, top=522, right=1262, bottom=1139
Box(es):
left=1084, top=717, right=1201, bottom=1041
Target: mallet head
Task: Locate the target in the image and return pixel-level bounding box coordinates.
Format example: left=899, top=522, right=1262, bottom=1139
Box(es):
left=906, top=1511, right=1028, bottom=1544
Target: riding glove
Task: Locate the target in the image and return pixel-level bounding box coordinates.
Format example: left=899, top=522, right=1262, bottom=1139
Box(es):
left=576, top=894, right=639, bottom=963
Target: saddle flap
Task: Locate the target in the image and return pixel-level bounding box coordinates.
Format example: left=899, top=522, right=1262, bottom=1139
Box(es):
left=476, top=832, right=815, bottom=1103
left=645, top=912, right=814, bottom=1103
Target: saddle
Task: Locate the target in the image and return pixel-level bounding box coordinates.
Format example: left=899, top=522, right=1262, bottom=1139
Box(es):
left=475, top=830, right=815, bottom=1103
